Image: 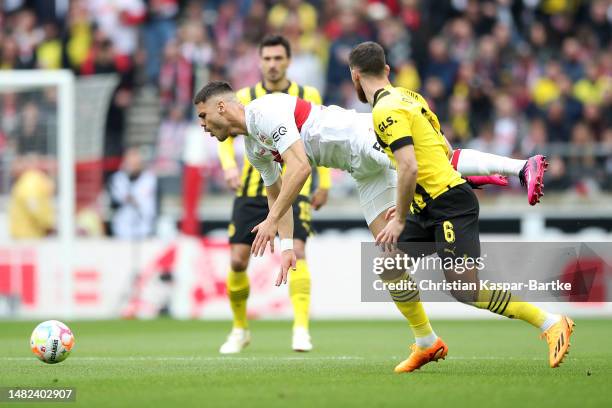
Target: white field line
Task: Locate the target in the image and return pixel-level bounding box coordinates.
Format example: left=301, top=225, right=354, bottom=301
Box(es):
left=0, top=356, right=365, bottom=362
left=0, top=356, right=554, bottom=362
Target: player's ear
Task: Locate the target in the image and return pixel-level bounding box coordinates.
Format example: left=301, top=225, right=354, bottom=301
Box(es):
left=216, top=99, right=225, bottom=113
left=384, top=64, right=391, bottom=77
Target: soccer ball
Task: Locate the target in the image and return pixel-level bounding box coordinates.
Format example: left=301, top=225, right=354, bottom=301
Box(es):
left=30, top=320, right=75, bottom=364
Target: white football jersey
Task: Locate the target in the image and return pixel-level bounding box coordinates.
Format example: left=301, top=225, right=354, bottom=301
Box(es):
left=243, top=93, right=393, bottom=186
left=243, top=93, right=303, bottom=186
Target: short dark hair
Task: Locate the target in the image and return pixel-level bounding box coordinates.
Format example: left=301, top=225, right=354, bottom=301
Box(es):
left=259, top=34, right=291, bottom=58
left=349, top=41, right=386, bottom=75
left=193, top=81, right=234, bottom=105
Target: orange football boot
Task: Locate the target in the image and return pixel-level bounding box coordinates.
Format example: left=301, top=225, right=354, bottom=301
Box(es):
left=394, top=337, right=448, bottom=373
left=541, top=315, right=575, bottom=368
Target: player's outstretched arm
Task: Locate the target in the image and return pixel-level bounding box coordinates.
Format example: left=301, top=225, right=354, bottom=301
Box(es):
left=251, top=140, right=311, bottom=256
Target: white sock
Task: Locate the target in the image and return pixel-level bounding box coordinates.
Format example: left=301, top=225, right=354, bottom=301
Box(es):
left=453, top=149, right=526, bottom=177
left=540, top=313, right=561, bottom=332
left=415, top=331, right=438, bottom=348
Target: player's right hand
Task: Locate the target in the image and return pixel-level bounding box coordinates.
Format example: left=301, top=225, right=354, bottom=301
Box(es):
left=224, top=167, right=241, bottom=190
left=251, top=216, right=279, bottom=256
left=376, top=217, right=404, bottom=252
left=311, top=188, right=329, bottom=210
left=276, top=249, right=297, bottom=286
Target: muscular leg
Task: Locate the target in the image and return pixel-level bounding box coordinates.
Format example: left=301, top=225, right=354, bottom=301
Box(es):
left=445, top=264, right=561, bottom=331
left=227, top=243, right=251, bottom=329
left=450, top=148, right=525, bottom=177
left=368, top=211, right=438, bottom=349
left=435, top=214, right=560, bottom=333
left=450, top=148, right=548, bottom=205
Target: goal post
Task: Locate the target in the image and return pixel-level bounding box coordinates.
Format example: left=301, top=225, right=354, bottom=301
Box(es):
left=0, top=70, right=75, bottom=317
left=0, top=70, right=76, bottom=243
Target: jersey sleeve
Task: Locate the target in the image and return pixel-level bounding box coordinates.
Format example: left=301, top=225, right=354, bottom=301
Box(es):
left=245, top=146, right=281, bottom=187
left=273, top=122, right=301, bottom=155
left=374, top=106, right=414, bottom=152
left=257, top=100, right=301, bottom=155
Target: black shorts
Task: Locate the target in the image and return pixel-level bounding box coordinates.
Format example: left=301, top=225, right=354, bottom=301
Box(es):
left=228, top=195, right=313, bottom=245
left=399, top=183, right=480, bottom=260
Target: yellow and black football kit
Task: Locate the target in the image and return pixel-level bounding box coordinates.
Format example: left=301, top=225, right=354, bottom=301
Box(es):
left=218, top=80, right=330, bottom=245
left=370, top=85, right=566, bottom=366
left=371, top=84, right=479, bottom=259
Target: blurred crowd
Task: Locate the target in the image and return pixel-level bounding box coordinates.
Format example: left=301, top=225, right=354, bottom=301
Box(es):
left=0, top=0, right=611, bottom=238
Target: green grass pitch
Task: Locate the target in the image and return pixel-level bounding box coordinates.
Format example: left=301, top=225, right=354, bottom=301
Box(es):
left=1, top=319, right=611, bottom=407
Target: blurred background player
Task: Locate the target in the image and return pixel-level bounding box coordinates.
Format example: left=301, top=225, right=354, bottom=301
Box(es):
left=9, top=154, right=56, bottom=239
left=108, top=146, right=158, bottom=239
left=216, top=35, right=331, bottom=353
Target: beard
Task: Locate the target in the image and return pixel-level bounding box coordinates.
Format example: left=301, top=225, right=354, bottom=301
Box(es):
left=266, top=69, right=282, bottom=82
left=354, top=82, right=368, bottom=103
left=208, top=123, right=230, bottom=141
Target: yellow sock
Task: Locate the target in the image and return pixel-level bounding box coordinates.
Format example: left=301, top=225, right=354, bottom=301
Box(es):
left=472, top=289, right=547, bottom=328
left=289, top=259, right=311, bottom=330
left=386, top=272, right=435, bottom=343
left=227, top=269, right=249, bottom=329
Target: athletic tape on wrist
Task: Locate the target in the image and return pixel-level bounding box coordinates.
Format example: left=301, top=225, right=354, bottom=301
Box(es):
left=280, top=238, right=294, bottom=252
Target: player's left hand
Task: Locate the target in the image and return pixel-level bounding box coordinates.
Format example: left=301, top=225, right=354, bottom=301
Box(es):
left=251, top=217, right=279, bottom=256
left=276, top=249, right=297, bottom=286
left=384, top=206, right=396, bottom=220
left=376, top=217, right=405, bottom=251
left=311, top=188, right=329, bottom=210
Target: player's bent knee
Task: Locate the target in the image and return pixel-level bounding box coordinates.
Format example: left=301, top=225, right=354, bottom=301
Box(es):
left=293, top=239, right=306, bottom=260
left=450, top=289, right=478, bottom=304
left=445, top=266, right=479, bottom=303
left=230, top=258, right=249, bottom=272
left=229, top=244, right=251, bottom=271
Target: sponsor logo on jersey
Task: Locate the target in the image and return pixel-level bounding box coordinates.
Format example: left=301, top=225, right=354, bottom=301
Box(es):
left=272, top=126, right=287, bottom=142
left=378, top=116, right=396, bottom=133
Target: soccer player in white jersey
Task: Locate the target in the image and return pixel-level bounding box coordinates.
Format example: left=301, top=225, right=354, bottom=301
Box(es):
left=194, top=81, right=545, bottom=257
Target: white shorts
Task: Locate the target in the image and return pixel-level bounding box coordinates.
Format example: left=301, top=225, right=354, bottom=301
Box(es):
left=305, top=108, right=398, bottom=225
left=342, top=119, right=397, bottom=226
left=354, top=167, right=397, bottom=226
left=355, top=163, right=397, bottom=225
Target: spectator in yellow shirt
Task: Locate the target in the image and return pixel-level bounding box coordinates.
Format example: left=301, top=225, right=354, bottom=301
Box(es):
left=574, top=61, right=611, bottom=106
left=9, top=157, right=56, bottom=239
left=268, top=0, right=318, bottom=35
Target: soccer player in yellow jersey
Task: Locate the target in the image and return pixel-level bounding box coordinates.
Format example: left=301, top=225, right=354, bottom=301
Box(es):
left=216, top=35, right=330, bottom=353
left=348, top=41, right=574, bottom=372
